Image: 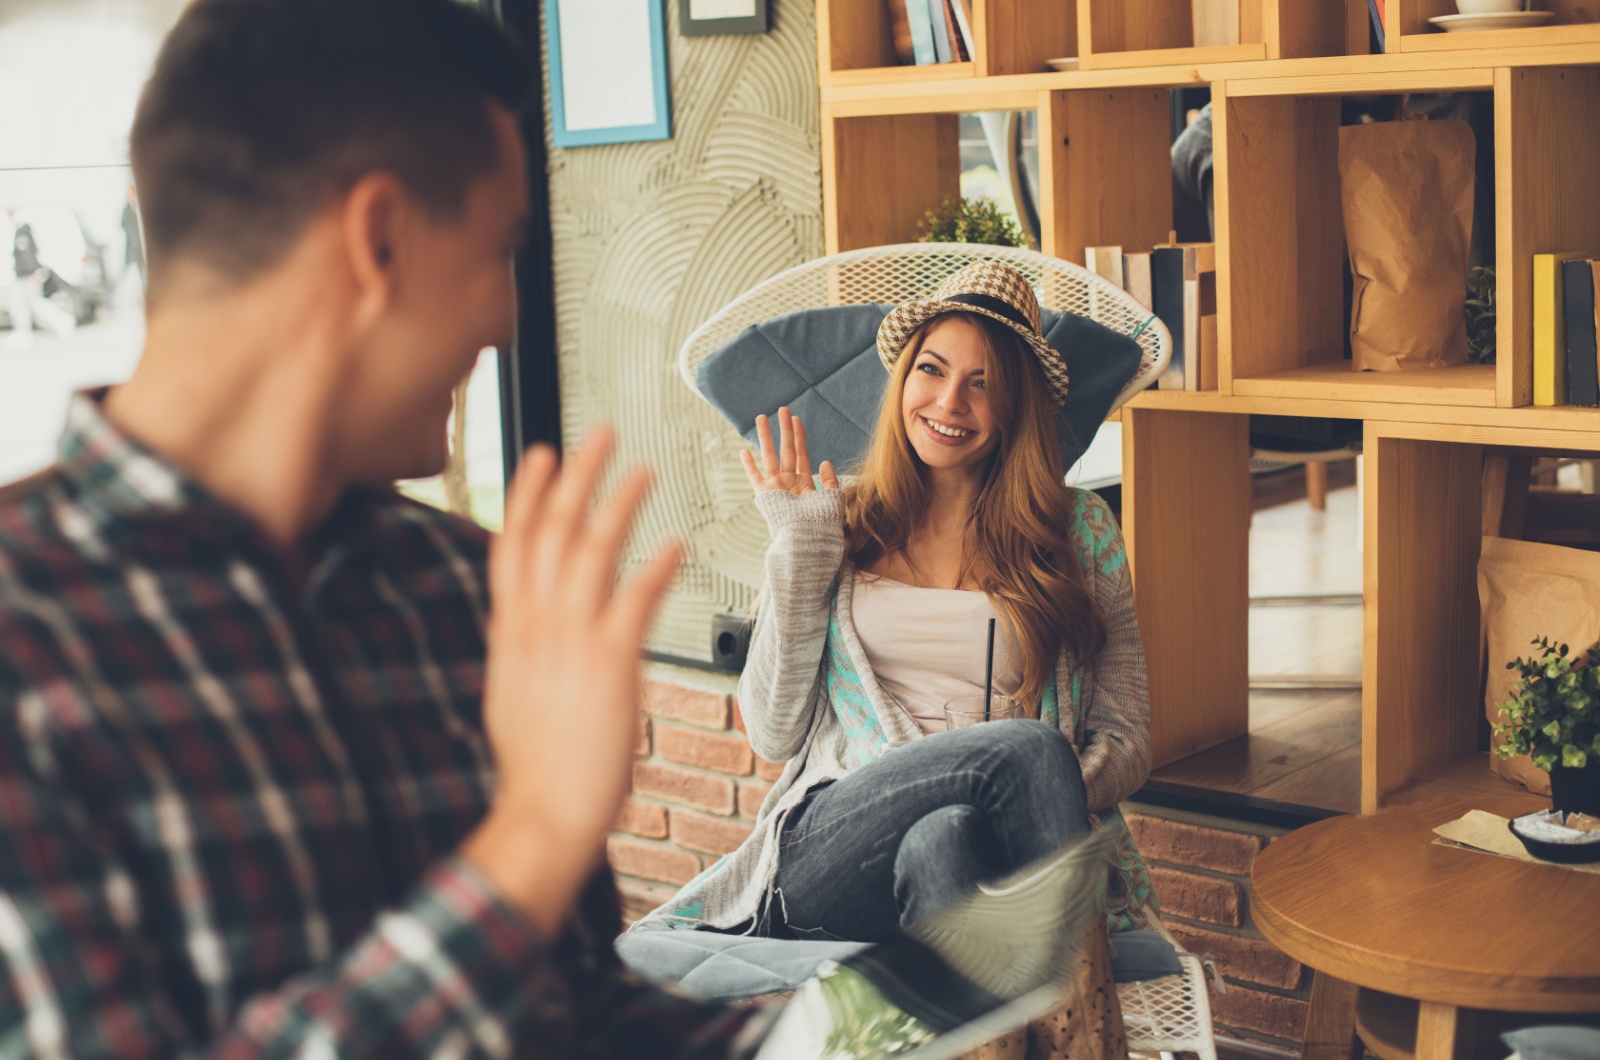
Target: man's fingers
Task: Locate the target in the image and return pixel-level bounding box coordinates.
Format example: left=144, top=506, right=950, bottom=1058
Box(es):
left=756, top=415, right=778, bottom=478
left=531, top=426, right=615, bottom=581
left=566, top=465, right=655, bottom=608
left=820, top=460, right=840, bottom=490
left=607, top=540, right=685, bottom=648
left=495, top=445, right=558, bottom=590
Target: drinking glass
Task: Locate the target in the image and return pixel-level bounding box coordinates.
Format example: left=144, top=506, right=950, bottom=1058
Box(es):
left=943, top=694, right=1025, bottom=729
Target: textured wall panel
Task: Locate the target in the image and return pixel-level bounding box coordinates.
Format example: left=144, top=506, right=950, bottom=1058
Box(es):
left=545, top=2, right=822, bottom=661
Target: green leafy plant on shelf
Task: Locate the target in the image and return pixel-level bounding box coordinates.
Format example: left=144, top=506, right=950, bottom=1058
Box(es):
left=1493, top=636, right=1600, bottom=771
left=1465, top=265, right=1496, bottom=365
left=917, top=197, right=1026, bottom=248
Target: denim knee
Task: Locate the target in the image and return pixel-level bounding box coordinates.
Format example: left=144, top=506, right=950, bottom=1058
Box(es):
left=989, top=719, right=1084, bottom=783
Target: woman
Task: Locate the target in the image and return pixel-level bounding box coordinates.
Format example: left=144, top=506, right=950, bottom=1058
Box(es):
left=641, top=261, right=1152, bottom=956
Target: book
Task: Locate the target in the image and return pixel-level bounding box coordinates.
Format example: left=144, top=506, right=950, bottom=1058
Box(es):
left=926, top=0, right=952, bottom=63
left=1533, top=251, right=1587, bottom=406
left=1564, top=258, right=1599, bottom=407
left=1084, top=245, right=1124, bottom=290
left=941, top=0, right=969, bottom=62
left=948, top=0, right=976, bottom=61
left=1151, top=247, right=1186, bottom=391
left=1594, top=261, right=1600, bottom=409
left=1368, top=0, right=1386, bottom=54
left=886, top=0, right=915, bottom=65
left=1182, top=244, right=1219, bottom=391
left=905, top=0, right=937, bottom=65
left=1123, top=252, right=1154, bottom=311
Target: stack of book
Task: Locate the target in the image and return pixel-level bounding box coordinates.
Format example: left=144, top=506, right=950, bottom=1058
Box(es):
left=887, top=0, right=975, bottom=65
left=1086, top=241, right=1218, bottom=391
left=1533, top=251, right=1600, bottom=407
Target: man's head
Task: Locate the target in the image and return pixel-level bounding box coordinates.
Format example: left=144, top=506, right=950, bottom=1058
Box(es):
left=130, top=0, right=530, bottom=481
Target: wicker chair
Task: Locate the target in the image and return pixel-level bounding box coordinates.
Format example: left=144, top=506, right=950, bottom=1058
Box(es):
left=678, top=242, right=1168, bottom=415
left=674, top=242, right=1219, bottom=1060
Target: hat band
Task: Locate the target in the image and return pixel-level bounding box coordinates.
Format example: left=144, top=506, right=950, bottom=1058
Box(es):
left=942, top=292, right=1035, bottom=336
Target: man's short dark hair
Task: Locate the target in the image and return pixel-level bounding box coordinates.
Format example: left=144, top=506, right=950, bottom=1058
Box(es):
left=130, top=0, right=527, bottom=298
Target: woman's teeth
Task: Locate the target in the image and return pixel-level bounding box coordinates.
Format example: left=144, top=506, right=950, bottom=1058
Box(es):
left=925, top=417, right=972, bottom=438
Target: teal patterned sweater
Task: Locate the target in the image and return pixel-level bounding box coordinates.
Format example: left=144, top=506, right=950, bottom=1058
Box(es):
left=635, top=486, right=1158, bottom=934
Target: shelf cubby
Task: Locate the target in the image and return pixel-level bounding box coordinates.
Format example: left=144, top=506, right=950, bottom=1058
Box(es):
left=1216, top=74, right=1503, bottom=405
left=817, top=0, right=1078, bottom=86
left=822, top=111, right=960, bottom=253
left=1036, top=87, right=1175, bottom=265
left=1076, top=0, right=1360, bottom=71
left=1363, top=418, right=1600, bottom=811
left=1393, top=0, right=1600, bottom=54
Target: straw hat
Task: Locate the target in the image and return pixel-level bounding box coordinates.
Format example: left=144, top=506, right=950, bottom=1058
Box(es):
left=875, top=259, right=1070, bottom=410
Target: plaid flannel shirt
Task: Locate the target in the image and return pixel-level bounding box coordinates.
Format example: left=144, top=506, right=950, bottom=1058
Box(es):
left=0, top=393, right=764, bottom=1059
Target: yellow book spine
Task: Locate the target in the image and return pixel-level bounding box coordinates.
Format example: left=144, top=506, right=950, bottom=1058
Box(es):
left=1534, top=254, right=1570, bottom=406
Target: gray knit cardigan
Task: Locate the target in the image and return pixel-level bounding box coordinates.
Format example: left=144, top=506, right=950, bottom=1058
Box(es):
left=634, top=486, right=1152, bottom=934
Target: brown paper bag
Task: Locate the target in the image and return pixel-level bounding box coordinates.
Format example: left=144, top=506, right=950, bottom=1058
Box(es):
left=1340, top=119, right=1476, bottom=371
left=1477, top=536, right=1600, bottom=796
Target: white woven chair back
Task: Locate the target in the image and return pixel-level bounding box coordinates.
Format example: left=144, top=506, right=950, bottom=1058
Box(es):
left=677, top=242, right=1169, bottom=413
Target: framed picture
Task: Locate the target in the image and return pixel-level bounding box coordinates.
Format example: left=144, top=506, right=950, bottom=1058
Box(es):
left=546, top=0, right=672, bottom=148
left=679, top=0, right=769, bottom=36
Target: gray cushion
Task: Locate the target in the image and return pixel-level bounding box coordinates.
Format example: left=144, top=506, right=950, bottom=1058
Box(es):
left=696, top=304, right=1144, bottom=473
left=615, top=926, right=1183, bottom=1002
left=1502, top=1027, right=1600, bottom=1060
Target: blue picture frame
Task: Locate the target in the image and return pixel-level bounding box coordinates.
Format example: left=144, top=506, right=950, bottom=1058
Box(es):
left=546, top=0, right=673, bottom=148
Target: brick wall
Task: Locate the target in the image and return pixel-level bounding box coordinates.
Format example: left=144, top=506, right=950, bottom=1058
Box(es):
left=611, top=665, right=771, bottom=922
left=1123, top=802, right=1312, bottom=1053
left=612, top=670, right=1313, bottom=1055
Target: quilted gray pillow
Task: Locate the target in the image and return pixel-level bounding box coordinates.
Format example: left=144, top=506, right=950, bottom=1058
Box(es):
left=696, top=304, right=1143, bottom=473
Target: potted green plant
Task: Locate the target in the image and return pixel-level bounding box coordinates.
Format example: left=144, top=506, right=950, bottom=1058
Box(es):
left=1493, top=636, right=1600, bottom=816
left=916, top=197, right=1026, bottom=248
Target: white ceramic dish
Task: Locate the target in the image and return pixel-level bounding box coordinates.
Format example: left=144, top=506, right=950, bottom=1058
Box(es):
left=1429, top=10, right=1556, bottom=30
left=1045, top=57, right=1080, bottom=71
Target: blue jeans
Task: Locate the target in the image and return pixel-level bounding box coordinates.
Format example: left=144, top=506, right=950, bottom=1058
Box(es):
left=771, top=719, right=1090, bottom=943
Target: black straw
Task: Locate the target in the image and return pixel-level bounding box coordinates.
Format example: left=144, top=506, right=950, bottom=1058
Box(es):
left=983, top=618, right=996, bottom=722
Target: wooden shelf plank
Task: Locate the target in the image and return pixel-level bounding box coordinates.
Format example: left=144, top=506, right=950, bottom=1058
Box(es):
left=825, top=63, right=976, bottom=88
left=1225, top=68, right=1493, bottom=96
left=1382, top=753, right=1549, bottom=815
left=1231, top=363, right=1498, bottom=408
left=819, top=43, right=1600, bottom=105
left=1400, top=21, right=1600, bottom=54
left=1126, top=385, right=1600, bottom=434
left=1081, top=42, right=1265, bottom=71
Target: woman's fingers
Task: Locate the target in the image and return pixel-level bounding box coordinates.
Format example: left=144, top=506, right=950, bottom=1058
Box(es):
left=739, top=447, right=764, bottom=489
left=792, top=415, right=814, bottom=487
left=777, top=407, right=796, bottom=476
left=819, top=460, right=840, bottom=491
left=755, top=415, right=778, bottom=478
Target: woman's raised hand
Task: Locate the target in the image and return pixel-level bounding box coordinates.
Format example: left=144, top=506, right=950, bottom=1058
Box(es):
left=741, top=407, right=840, bottom=496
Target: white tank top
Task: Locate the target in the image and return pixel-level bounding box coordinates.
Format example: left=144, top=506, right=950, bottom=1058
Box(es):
left=849, top=569, right=1024, bottom=734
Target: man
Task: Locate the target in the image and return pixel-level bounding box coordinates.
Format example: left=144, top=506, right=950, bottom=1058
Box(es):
left=0, top=1, right=767, bottom=1055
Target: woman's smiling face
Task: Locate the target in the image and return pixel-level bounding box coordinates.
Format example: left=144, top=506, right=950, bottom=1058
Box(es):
left=900, top=315, right=1001, bottom=475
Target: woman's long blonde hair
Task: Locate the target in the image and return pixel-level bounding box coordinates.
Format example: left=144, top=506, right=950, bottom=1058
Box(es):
left=844, top=312, right=1106, bottom=711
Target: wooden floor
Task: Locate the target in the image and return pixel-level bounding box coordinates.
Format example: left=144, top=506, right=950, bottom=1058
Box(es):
left=1151, top=475, right=1364, bottom=814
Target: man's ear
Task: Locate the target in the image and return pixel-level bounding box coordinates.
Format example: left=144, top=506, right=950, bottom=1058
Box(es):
left=341, top=172, right=409, bottom=331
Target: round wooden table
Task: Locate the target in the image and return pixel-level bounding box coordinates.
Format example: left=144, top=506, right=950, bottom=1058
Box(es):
left=1251, top=797, right=1600, bottom=1060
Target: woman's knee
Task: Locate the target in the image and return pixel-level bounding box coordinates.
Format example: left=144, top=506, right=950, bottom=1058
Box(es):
left=989, top=718, right=1083, bottom=781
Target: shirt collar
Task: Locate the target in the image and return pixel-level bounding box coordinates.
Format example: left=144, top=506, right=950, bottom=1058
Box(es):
left=54, top=389, right=388, bottom=563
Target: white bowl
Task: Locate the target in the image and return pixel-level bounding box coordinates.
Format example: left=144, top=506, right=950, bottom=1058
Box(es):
left=1456, top=0, right=1524, bottom=12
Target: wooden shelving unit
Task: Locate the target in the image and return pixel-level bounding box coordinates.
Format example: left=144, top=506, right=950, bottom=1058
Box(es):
left=816, top=0, right=1600, bottom=814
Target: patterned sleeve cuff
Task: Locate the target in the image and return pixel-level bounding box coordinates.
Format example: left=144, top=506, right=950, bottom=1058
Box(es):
left=364, top=857, right=573, bottom=1054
